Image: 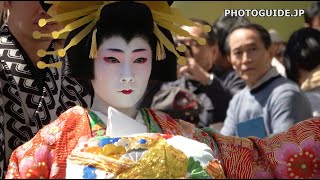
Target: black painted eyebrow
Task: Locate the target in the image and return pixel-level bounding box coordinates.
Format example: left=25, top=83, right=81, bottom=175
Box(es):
left=105, top=48, right=147, bottom=52
left=132, top=49, right=147, bottom=52
left=106, top=48, right=123, bottom=52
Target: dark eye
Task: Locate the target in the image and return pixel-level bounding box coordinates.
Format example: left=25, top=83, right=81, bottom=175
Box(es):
left=103, top=57, right=120, bottom=63
left=134, top=57, right=147, bottom=64
left=233, top=51, right=242, bottom=56
left=249, top=47, right=257, bottom=52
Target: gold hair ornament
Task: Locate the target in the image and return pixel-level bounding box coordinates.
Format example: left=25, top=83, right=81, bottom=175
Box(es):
left=35, top=1, right=211, bottom=69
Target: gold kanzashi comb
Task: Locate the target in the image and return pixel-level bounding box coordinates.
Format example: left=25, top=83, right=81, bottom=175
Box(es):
left=35, top=1, right=211, bottom=69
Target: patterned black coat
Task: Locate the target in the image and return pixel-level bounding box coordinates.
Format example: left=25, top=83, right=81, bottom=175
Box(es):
left=0, top=25, right=93, bottom=178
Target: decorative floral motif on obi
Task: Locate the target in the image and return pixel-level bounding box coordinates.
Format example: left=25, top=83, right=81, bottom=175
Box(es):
left=67, top=134, right=222, bottom=179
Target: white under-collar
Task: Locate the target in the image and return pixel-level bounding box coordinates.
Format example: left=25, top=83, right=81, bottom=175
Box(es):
left=91, top=107, right=147, bottom=137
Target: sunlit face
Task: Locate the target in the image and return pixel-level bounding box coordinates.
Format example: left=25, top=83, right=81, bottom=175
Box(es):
left=228, top=28, right=272, bottom=87
left=92, top=36, right=152, bottom=109
left=5, top=1, right=59, bottom=40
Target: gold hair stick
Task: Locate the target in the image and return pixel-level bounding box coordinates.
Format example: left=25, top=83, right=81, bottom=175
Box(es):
left=37, top=61, right=62, bottom=69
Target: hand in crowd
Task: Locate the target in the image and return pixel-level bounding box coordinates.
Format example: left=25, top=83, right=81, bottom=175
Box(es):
left=178, top=57, right=212, bottom=86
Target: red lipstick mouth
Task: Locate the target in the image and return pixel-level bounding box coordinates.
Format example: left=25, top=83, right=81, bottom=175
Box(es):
left=120, top=89, right=133, bottom=94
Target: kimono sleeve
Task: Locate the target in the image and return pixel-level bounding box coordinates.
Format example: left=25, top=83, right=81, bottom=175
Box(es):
left=5, top=106, right=92, bottom=179
left=211, top=118, right=320, bottom=178
left=4, top=117, right=67, bottom=179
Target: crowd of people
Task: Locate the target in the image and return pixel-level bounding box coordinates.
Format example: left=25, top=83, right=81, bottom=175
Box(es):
left=0, top=1, right=320, bottom=179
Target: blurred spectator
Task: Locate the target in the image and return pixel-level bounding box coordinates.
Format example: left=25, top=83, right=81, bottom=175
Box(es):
left=153, top=18, right=233, bottom=128
left=211, top=15, right=249, bottom=95
left=220, top=23, right=312, bottom=138
left=268, top=29, right=287, bottom=77
left=304, top=1, right=320, bottom=30
left=284, top=27, right=320, bottom=117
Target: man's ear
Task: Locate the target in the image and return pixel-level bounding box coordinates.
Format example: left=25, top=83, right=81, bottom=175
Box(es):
left=227, top=55, right=231, bottom=64
left=227, top=55, right=236, bottom=70
left=267, top=46, right=274, bottom=60
left=269, top=44, right=276, bottom=58
left=211, top=45, right=218, bottom=60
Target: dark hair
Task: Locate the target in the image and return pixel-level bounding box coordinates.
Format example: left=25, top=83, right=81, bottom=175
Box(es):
left=96, top=3, right=155, bottom=50
left=284, top=27, right=320, bottom=83
left=64, top=1, right=177, bottom=82
left=304, top=1, right=320, bottom=25
left=212, top=15, right=251, bottom=56
left=224, top=23, right=271, bottom=55
left=189, top=18, right=216, bottom=46
left=39, top=1, right=52, bottom=12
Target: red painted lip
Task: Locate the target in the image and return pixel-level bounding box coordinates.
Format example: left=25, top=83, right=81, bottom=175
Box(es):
left=120, top=89, right=133, bottom=94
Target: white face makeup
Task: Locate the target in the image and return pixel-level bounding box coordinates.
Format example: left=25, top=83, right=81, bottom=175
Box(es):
left=92, top=36, right=152, bottom=109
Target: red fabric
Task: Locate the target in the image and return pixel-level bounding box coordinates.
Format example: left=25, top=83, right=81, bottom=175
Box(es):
left=5, top=106, right=320, bottom=179
left=149, top=108, right=320, bottom=178
left=6, top=106, right=93, bottom=179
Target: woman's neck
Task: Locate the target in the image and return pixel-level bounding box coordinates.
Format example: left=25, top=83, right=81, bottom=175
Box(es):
left=91, top=94, right=138, bottom=119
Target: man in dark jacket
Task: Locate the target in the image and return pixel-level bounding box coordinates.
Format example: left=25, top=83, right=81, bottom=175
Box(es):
left=156, top=18, right=245, bottom=128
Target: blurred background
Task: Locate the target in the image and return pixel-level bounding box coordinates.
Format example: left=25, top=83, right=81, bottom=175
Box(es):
left=172, top=1, right=316, bottom=41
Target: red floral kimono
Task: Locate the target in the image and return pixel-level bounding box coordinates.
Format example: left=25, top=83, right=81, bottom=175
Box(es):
left=5, top=106, right=320, bottom=179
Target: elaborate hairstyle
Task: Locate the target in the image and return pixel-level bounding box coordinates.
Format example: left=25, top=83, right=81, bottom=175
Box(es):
left=284, top=27, right=320, bottom=83
left=33, top=1, right=211, bottom=74
left=64, top=2, right=173, bottom=81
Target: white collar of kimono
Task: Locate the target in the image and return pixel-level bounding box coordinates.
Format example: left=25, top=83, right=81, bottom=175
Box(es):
left=91, top=106, right=148, bottom=137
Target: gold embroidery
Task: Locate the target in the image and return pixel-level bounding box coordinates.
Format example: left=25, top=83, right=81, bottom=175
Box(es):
left=117, top=137, right=188, bottom=178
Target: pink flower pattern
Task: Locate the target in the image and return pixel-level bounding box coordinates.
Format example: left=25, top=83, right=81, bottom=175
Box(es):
left=16, top=141, right=33, bottom=159
left=6, top=162, right=18, bottom=179
left=274, top=137, right=320, bottom=179
left=40, top=120, right=65, bottom=145
left=18, top=144, right=56, bottom=179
